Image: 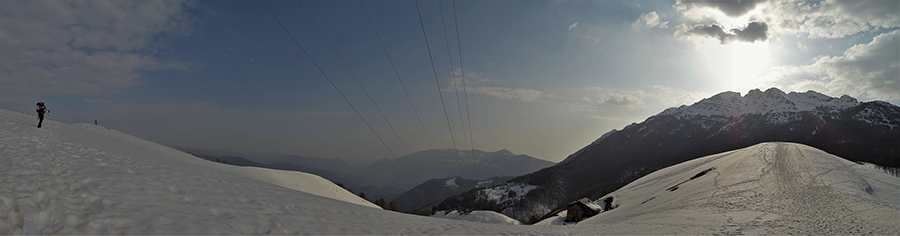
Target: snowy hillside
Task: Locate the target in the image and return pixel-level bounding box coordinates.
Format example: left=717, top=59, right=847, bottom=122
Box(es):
left=540, top=142, right=899, bottom=234
left=0, top=109, right=375, bottom=210
left=190, top=147, right=554, bottom=201
left=0, top=109, right=895, bottom=234
left=0, top=109, right=520, bottom=234
left=430, top=210, right=521, bottom=225
left=443, top=88, right=900, bottom=222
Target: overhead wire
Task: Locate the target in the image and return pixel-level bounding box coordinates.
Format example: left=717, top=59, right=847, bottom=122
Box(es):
left=294, top=1, right=452, bottom=199
left=415, top=0, right=466, bottom=178
left=257, top=0, right=415, bottom=183
left=437, top=0, right=470, bottom=170
left=295, top=0, right=413, bottom=156
left=357, top=0, right=449, bottom=175
left=451, top=0, right=478, bottom=177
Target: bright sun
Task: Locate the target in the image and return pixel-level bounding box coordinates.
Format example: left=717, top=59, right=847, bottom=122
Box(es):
left=691, top=7, right=772, bottom=91
left=698, top=39, right=772, bottom=90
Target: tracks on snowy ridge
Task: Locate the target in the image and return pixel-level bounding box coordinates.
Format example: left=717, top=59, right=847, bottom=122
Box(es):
left=765, top=143, right=876, bottom=234
left=0, top=119, right=132, bottom=234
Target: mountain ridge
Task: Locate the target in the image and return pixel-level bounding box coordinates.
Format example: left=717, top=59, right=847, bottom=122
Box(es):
left=435, top=88, right=900, bottom=223
left=189, top=148, right=555, bottom=201
left=657, top=88, right=863, bottom=118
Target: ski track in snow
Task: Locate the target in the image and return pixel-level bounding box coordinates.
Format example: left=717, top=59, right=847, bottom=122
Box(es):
left=563, top=142, right=899, bottom=234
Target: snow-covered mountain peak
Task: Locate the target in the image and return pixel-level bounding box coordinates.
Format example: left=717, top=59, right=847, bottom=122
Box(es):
left=708, top=91, right=742, bottom=101
left=658, top=88, right=860, bottom=119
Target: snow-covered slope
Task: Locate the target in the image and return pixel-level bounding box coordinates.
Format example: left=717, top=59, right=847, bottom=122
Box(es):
left=430, top=210, right=522, bottom=225
left=541, top=142, right=899, bottom=234
left=2, top=109, right=896, bottom=234
left=0, top=109, right=375, bottom=210
left=0, top=109, right=580, bottom=235
left=443, top=88, right=899, bottom=223
left=0, top=109, right=505, bottom=234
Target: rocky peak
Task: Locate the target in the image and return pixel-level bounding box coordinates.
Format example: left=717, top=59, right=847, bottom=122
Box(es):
left=840, top=95, right=858, bottom=103
left=658, top=88, right=860, bottom=119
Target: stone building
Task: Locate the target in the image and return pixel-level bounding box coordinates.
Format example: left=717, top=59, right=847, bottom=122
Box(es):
left=565, top=198, right=603, bottom=222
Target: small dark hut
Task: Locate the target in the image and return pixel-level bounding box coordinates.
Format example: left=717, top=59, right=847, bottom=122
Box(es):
left=565, top=198, right=603, bottom=222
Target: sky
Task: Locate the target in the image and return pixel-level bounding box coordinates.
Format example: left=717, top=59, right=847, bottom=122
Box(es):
left=1, top=0, right=898, bottom=164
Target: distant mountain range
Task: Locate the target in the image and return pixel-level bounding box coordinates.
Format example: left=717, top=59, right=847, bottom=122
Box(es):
left=435, top=88, right=900, bottom=223
left=364, top=149, right=554, bottom=189
left=188, top=149, right=555, bottom=201
left=392, top=176, right=514, bottom=214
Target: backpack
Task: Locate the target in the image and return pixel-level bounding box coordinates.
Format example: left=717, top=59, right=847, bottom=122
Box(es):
left=36, top=103, right=46, bottom=114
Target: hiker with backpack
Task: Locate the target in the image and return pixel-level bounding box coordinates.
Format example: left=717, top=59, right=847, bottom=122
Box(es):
left=36, top=101, right=49, bottom=128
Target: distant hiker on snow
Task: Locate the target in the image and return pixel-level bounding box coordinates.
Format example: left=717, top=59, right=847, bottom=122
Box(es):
left=36, top=101, right=49, bottom=128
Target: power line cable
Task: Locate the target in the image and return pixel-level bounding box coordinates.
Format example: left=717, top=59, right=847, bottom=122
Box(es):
left=298, top=0, right=446, bottom=200
left=257, top=0, right=413, bottom=181
left=296, top=0, right=413, bottom=156
left=437, top=0, right=470, bottom=166
left=452, top=0, right=478, bottom=177
left=415, top=0, right=465, bottom=178
left=358, top=0, right=448, bottom=174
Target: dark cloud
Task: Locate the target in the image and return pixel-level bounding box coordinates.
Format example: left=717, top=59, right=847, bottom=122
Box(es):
left=681, top=24, right=730, bottom=41
left=676, top=22, right=769, bottom=44
left=677, top=0, right=766, bottom=17
left=731, top=21, right=768, bottom=43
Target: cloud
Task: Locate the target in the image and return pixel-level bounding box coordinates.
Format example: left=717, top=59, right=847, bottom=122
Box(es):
left=445, top=68, right=550, bottom=102
left=759, top=0, right=899, bottom=38
left=732, top=21, right=768, bottom=42
left=0, top=0, right=193, bottom=104
left=552, top=85, right=712, bottom=124
left=599, top=94, right=646, bottom=108
left=676, top=0, right=765, bottom=18
left=675, top=21, right=768, bottom=44
left=568, top=22, right=579, bottom=31
left=633, top=12, right=669, bottom=29
left=675, top=0, right=898, bottom=39
left=560, top=86, right=709, bottom=111
left=763, top=30, right=900, bottom=102
left=676, top=23, right=729, bottom=41
left=468, top=87, right=548, bottom=102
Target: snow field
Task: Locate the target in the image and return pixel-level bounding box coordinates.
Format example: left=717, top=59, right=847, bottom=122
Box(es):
left=567, top=142, right=899, bottom=234
left=1, top=109, right=895, bottom=234
left=0, top=110, right=543, bottom=234
left=430, top=210, right=522, bottom=225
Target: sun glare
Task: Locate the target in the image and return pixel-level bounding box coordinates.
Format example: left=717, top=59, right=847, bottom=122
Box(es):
left=704, top=8, right=756, bottom=29
left=730, top=41, right=771, bottom=89
left=698, top=39, right=772, bottom=91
